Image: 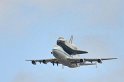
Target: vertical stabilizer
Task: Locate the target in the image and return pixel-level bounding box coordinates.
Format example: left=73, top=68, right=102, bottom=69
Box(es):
left=69, top=35, right=73, bottom=44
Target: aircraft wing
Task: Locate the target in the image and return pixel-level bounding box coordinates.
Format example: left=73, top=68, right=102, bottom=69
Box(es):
left=80, top=63, right=96, bottom=66
left=26, top=58, right=60, bottom=65
left=67, top=58, right=117, bottom=63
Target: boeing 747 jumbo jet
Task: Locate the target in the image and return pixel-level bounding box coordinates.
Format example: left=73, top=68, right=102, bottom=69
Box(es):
left=26, top=36, right=117, bottom=68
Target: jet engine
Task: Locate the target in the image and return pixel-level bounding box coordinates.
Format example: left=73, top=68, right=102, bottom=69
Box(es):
left=32, top=60, right=36, bottom=65
left=43, top=60, right=47, bottom=64
left=80, top=59, right=84, bottom=63
left=97, top=59, right=102, bottom=63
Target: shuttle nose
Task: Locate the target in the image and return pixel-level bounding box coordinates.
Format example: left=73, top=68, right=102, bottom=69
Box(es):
left=57, top=40, right=65, bottom=45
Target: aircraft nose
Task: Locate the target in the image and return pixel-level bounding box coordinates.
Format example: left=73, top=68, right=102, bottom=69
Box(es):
left=52, top=49, right=60, bottom=58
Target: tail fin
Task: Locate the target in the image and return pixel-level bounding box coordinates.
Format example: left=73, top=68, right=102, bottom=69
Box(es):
left=69, top=35, right=73, bottom=44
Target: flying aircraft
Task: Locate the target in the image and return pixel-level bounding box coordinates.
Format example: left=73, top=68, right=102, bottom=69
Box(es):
left=26, top=36, right=117, bottom=68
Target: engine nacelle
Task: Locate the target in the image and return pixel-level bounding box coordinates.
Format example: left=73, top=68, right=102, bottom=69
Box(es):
left=80, top=59, right=84, bottom=63
left=43, top=60, right=47, bottom=64
left=32, top=60, right=36, bottom=65
left=51, top=52, right=53, bottom=54
left=97, top=59, right=102, bottom=63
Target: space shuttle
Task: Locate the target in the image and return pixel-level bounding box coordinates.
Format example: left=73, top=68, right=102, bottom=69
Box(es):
left=57, top=35, right=88, bottom=55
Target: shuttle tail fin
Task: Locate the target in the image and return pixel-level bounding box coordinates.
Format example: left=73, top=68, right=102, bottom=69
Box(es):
left=69, top=35, right=73, bottom=44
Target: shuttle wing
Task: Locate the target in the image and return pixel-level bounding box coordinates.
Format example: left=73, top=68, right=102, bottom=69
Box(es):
left=74, top=50, right=88, bottom=54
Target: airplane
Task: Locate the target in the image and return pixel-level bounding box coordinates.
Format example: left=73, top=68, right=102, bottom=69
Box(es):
left=26, top=36, right=117, bottom=68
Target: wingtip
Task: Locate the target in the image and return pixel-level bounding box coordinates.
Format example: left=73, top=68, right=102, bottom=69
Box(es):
left=25, top=60, right=30, bottom=61
left=111, top=58, right=118, bottom=59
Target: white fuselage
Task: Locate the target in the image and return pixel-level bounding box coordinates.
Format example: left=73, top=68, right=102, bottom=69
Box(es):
left=52, top=45, right=80, bottom=68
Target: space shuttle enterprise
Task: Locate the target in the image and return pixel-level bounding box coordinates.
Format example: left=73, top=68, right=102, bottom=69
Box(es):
left=57, top=36, right=88, bottom=55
